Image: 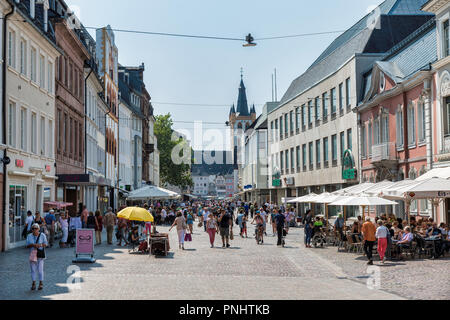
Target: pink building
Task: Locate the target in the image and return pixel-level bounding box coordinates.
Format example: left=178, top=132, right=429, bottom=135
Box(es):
left=357, top=20, right=437, bottom=219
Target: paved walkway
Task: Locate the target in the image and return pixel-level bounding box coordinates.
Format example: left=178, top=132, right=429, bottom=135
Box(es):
left=0, top=224, right=404, bottom=300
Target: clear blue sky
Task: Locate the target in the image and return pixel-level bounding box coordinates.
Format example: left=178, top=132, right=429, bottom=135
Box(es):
left=66, top=0, right=384, bottom=149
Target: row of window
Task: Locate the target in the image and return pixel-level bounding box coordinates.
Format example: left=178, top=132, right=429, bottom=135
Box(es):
left=56, top=55, right=84, bottom=101
left=8, top=102, right=53, bottom=158
left=56, top=108, right=83, bottom=163
left=8, top=29, right=54, bottom=94
left=274, top=130, right=353, bottom=174
left=270, top=78, right=352, bottom=142
left=360, top=101, right=426, bottom=158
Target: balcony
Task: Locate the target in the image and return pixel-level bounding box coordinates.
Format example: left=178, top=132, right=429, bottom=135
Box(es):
left=144, top=143, right=155, bottom=154
left=371, top=142, right=398, bottom=164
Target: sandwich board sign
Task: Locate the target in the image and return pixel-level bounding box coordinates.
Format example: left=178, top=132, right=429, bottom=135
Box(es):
left=73, top=229, right=96, bottom=263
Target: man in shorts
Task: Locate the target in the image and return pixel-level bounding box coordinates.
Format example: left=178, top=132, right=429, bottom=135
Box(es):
left=218, top=209, right=232, bottom=248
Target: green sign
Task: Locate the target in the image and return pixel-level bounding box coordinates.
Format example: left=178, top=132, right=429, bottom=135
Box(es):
left=272, top=179, right=281, bottom=187
left=342, top=149, right=357, bottom=180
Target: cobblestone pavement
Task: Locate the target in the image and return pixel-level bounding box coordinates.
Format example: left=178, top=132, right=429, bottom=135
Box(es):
left=0, top=223, right=412, bottom=300
left=302, top=230, right=450, bottom=300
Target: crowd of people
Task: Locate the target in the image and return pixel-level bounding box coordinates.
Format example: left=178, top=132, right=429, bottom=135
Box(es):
left=24, top=198, right=450, bottom=292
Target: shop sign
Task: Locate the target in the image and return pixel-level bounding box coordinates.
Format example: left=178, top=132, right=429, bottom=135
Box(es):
left=272, top=179, right=281, bottom=187
left=342, top=149, right=357, bottom=180
left=15, top=160, right=24, bottom=168
left=45, top=165, right=51, bottom=172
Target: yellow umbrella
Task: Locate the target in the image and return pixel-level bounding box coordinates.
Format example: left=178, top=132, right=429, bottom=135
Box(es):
left=117, top=207, right=154, bottom=222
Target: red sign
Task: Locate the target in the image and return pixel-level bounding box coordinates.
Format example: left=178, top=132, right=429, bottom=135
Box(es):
left=45, top=165, right=51, bottom=172
left=15, top=160, right=24, bottom=168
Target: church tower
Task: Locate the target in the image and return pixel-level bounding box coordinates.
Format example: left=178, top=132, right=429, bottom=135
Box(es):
left=229, top=70, right=257, bottom=168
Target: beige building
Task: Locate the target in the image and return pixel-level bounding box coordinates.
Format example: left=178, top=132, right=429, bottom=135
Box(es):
left=5, top=0, right=60, bottom=248
left=267, top=0, right=434, bottom=217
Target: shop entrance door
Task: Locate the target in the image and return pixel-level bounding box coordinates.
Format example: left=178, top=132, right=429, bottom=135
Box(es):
left=66, top=187, right=77, bottom=216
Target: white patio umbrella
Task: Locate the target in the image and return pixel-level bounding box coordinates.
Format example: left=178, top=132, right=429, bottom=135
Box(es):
left=127, top=185, right=181, bottom=201
left=288, top=193, right=319, bottom=216
left=329, top=193, right=398, bottom=220
left=334, top=182, right=375, bottom=195
left=287, top=193, right=318, bottom=203
left=311, top=192, right=351, bottom=220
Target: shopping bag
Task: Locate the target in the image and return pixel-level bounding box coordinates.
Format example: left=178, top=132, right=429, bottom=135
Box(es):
left=29, top=249, right=38, bottom=262
left=184, top=233, right=192, bottom=242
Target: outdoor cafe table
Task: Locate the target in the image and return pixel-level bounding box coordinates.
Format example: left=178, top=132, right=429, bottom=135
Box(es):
left=424, top=236, right=441, bottom=258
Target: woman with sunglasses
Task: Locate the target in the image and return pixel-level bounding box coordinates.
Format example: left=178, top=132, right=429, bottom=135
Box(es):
left=26, top=223, right=48, bottom=291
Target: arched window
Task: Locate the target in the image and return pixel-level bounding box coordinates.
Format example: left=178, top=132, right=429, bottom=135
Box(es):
left=237, top=122, right=243, bottom=130
left=419, top=166, right=429, bottom=214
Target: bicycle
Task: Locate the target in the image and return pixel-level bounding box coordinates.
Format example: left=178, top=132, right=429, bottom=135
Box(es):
left=255, top=224, right=264, bottom=245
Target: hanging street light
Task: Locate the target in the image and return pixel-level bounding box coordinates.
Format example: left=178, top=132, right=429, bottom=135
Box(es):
left=243, top=33, right=257, bottom=47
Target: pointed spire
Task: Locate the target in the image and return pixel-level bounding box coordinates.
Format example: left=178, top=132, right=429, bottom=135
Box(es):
left=229, top=104, right=236, bottom=116
left=236, top=71, right=249, bottom=116
left=251, top=104, right=256, bottom=114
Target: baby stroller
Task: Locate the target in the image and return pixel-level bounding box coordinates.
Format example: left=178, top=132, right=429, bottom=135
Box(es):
left=67, top=228, right=76, bottom=247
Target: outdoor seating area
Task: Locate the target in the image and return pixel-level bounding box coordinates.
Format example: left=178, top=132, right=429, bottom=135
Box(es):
left=290, top=175, right=450, bottom=261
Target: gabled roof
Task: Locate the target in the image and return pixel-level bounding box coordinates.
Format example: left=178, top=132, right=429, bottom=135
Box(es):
left=276, top=0, right=433, bottom=111
left=359, top=20, right=437, bottom=105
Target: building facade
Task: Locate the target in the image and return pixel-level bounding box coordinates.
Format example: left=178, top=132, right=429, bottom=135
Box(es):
left=53, top=5, right=90, bottom=216
left=241, top=103, right=275, bottom=204
left=118, top=65, right=145, bottom=193
left=81, top=27, right=110, bottom=214
left=266, top=0, right=433, bottom=216
left=5, top=0, right=59, bottom=248
left=96, top=26, right=119, bottom=210
left=357, top=19, right=437, bottom=219
left=423, top=0, right=450, bottom=223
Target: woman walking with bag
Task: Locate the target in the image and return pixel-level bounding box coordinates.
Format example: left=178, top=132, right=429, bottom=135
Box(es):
left=59, top=212, right=69, bottom=248
left=26, top=224, right=48, bottom=291
left=169, top=211, right=187, bottom=250
left=206, top=213, right=218, bottom=248
left=94, top=211, right=103, bottom=245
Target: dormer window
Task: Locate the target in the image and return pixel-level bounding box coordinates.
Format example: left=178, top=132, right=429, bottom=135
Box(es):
left=380, top=72, right=385, bottom=92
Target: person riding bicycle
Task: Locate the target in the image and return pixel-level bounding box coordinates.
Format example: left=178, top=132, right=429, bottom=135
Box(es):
left=251, top=211, right=265, bottom=244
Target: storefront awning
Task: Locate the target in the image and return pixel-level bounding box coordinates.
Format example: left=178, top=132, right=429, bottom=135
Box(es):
left=8, top=171, right=36, bottom=178
left=57, top=174, right=112, bottom=187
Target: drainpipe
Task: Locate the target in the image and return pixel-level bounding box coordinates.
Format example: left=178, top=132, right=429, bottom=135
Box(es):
left=2, top=5, right=15, bottom=251
left=423, top=77, right=432, bottom=171
left=403, top=91, right=410, bottom=178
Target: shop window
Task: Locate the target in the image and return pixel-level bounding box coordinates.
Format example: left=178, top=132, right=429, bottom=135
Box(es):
left=9, top=185, right=28, bottom=244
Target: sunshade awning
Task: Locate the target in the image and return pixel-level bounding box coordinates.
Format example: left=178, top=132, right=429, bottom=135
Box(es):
left=288, top=193, right=318, bottom=203
left=329, top=193, right=398, bottom=206
left=405, top=178, right=450, bottom=199
left=127, top=185, right=181, bottom=200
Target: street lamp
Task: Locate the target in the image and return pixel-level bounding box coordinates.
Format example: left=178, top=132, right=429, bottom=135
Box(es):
left=243, top=33, right=257, bottom=47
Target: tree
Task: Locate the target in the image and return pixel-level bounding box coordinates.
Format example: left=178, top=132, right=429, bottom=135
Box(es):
left=154, top=114, right=193, bottom=191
